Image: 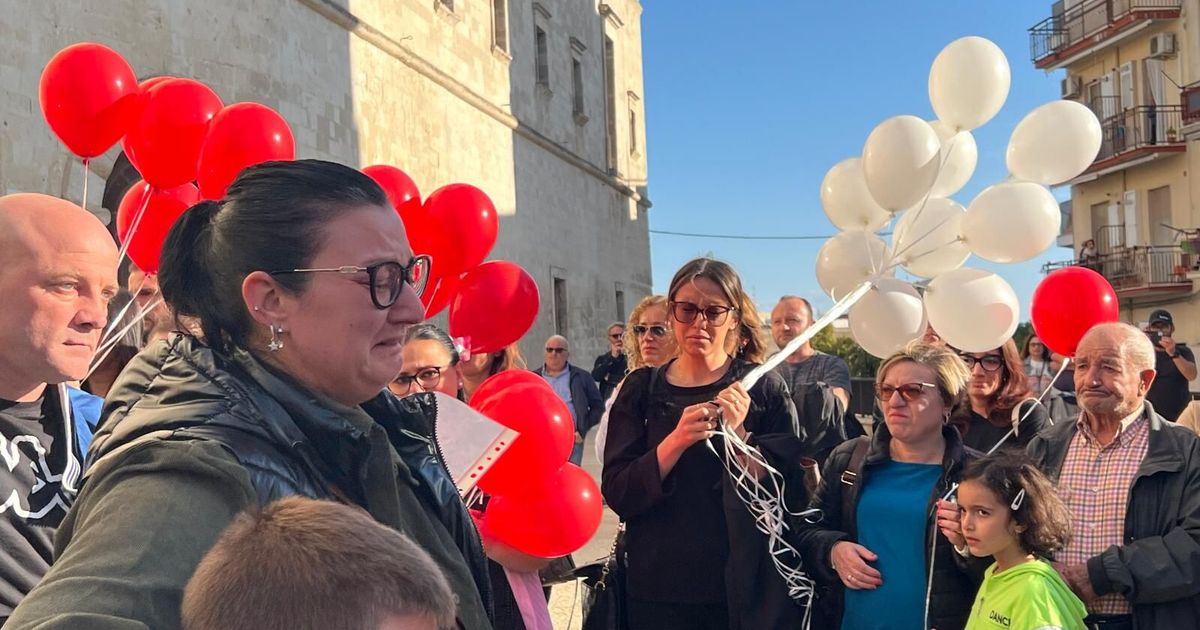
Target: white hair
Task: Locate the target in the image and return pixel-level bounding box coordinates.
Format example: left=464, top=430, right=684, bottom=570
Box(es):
left=546, top=334, right=569, bottom=349
left=1080, top=322, right=1155, bottom=372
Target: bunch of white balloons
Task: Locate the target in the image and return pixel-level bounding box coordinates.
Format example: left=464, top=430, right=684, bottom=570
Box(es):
left=817, top=36, right=1102, bottom=356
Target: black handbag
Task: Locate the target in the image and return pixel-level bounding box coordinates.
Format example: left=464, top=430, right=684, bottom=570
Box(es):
left=576, top=525, right=628, bottom=630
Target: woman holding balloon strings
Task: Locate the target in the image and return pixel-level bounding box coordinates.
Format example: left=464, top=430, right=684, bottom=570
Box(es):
left=390, top=323, right=552, bottom=630
left=952, top=340, right=1050, bottom=453
left=602, top=258, right=804, bottom=630
left=594, top=294, right=679, bottom=468
left=7, top=161, right=494, bottom=630
left=792, top=341, right=986, bottom=630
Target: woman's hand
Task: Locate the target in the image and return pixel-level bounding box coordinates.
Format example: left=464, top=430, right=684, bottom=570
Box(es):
left=830, top=541, right=882, bottom=590
left=936, top=499, right=966, bottom=549
left=656, top=402, right=719, bottom=479
left=714, top=382, right=752, bottom=438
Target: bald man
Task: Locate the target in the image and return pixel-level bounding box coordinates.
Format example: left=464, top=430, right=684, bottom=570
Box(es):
left=535, top=335, right=603, bottom=465
left=0, top=193, right=118, bottom=619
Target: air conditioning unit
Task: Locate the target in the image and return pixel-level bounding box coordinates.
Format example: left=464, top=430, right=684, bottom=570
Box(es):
left=1150, top=33, right=1177, bottom=58
left=1061, top=76, right=1082, bottom=99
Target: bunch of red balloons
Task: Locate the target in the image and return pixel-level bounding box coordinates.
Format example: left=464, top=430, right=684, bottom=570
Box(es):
left=1030, top=266, right=1120, bottom=357
left=39, top=42, right=296, bottom=272
left=469, top=371, right=603, bottom=557
left=363, top=165, right=540, bottom=354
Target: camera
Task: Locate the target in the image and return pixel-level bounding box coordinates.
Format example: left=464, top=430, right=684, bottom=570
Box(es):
left=1147, top=330, right=1164, bottom=346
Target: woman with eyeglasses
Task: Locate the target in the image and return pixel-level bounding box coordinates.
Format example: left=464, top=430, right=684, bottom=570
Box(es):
left=388, top=323, right=466, bottom=399
left=792, top=341, right=986, bottom=630
left=1020, top=334, right=1054, bottom=393
left=602, top=258, right=803, bottom=630
left=951, top=340, right=1050, bottom=453
left=5, top=161, right=493, bottom=630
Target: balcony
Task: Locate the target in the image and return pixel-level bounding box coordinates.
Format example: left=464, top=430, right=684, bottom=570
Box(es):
left=1043, top=244, right=1194, bottom=302
left=1075, top=103, right=1186, bottom=179
left=1030, top=0, right=1181, bottom=71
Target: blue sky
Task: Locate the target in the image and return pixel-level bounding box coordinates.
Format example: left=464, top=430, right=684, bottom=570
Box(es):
left=641, top=2, right=1069, bottom=319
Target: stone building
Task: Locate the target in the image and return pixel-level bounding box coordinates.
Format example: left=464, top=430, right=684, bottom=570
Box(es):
left=0, top=0, right=651, bottom=363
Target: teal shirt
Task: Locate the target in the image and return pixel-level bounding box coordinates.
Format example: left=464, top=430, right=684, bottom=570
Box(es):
left=842, top=460, right=942, bottom=630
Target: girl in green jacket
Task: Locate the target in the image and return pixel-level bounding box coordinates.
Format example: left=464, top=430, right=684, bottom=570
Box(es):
left=956, top=452, right=1086, bottom=630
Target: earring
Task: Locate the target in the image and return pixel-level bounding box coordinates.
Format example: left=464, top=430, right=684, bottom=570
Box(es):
left=268, top=324, right=284, bottom=352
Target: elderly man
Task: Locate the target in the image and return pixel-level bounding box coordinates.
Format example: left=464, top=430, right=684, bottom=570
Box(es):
left=0, top=193, right=117, bottom=619
left=535, top=335, right=603, bottom=465
left=1027, top=322, right=1200, bottom=629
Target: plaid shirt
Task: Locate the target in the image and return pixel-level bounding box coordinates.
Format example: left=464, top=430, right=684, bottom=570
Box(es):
left=1058, top=408, right=1150, bottom=615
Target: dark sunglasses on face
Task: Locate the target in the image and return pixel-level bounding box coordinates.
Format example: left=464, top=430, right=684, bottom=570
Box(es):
left=669, top=301, right=737, bottom=326
left=546, top=347, right=568, bottom=354
left=960, top=354, right=1004, bottom=372
left=874, top=381, right=937, bottom=403
left=609, top=333, right=623, bottom=340
left=633, top=324, right=668, bottom=339
left=394, top=365, right=447, bottom=391
left=269, top=255, right=432, bottom=309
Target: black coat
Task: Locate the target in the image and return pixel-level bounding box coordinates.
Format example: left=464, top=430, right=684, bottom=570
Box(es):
left=790, top=423, right=987, bottom=630
left=1026, top=402, right=1200, bottom=630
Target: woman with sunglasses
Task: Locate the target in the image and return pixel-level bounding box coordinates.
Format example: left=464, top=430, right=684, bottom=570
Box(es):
left=594, top=294, right=679, bottom=468
left=792, top=341, right=986, bottom=630
left=602, top=258, right=803, bottom=630
left=6, top=161, right=493, bottom=630
left=952, top=340, right=1050, bottom=453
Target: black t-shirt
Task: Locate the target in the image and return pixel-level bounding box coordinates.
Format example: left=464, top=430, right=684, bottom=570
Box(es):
left=0, top=389, right=72, bottom=617
left=959, top=400, right=1050, bottom=454
left=1147, top=344, right=1196, bottom=422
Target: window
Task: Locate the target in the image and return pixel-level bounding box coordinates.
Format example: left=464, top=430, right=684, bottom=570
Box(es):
left=572, top=59, right=585, bottom=119
left=438, top=0, right=454, bottom=11
left=491, top=0, right=508, bottom=52
left=553, top=277, right=568, bottom=337
left=604, top=36, right=617, bottom=171
left=628, top=109, right=638, bottom=154
left=534, top=27, right=550, bottom=87
left=615, top=289, right=626, bottom=321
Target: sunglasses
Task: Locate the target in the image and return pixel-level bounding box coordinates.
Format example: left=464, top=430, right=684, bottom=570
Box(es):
left=394, top=365, right=448, bottom=392
left=874, top=381, right=937, bottom=403
left=669, top=301, right=737, bottom=326
left=269, top=255, right=432, bottom=309
left=633, top=324, right=668, bottom=338
left=960, top=354, right=1004, bottom=372
left=546, top=347, right=568, bottom=354
left=609, top=332, right=624, bottom=340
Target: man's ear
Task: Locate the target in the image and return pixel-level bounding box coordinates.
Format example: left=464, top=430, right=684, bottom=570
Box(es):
left=1139, top=368, right=1157, bottom=395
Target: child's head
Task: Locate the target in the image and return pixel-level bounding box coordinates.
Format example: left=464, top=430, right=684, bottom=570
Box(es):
left=182, top=497, right=457, bottom=630
left=957, top=451, right=1071, bottom=561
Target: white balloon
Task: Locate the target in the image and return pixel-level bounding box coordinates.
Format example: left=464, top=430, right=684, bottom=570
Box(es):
left=1006, top=100, right=1103, bottom=185
left=892, top=197, right=971, bottom=278
left=815, top=230, right=893, bottom=300
left=820, top=158, right=892, bottom=231
left=924, top=268, right=1019, bottom=353
left=862, top=115, right=941, bottom=211
left=849, top=278, right=928, bottom=359
left=962, top=181, right=1061, bottom=263
left=928, top=121, right=978, bottom=198
left=929, top=36, right=1011, bottom=131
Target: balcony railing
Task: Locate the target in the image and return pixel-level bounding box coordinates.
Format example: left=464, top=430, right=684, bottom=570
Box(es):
left=1030, top=0, right=1182, bottom=68
left=1086, top=104, right=1185, bottom=172
left=1043, top=245, right=1193, bottom=297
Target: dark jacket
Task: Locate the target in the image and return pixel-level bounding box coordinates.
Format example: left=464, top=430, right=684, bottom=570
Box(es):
left=534, top=363, right=604, bottom=437
left=6, top=335, right=492, bottom=630
left=1026, top=402, right=1200, bottom=630
left=791, top=423, right=987, bottom=630
left=592, top=351, right=628, bottom=400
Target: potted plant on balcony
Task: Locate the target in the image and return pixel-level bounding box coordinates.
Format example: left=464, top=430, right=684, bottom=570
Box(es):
left=1167, top=126, right=1179, bottom=142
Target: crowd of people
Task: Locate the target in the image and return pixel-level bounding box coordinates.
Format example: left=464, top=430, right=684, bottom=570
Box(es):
left=0, top=158, right=1198, bottom=630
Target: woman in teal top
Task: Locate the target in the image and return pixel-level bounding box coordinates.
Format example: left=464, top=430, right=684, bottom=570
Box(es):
left=792, top=341, right=988, bottom=630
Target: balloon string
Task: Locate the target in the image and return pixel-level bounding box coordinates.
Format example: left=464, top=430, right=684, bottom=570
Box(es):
left=98, top=273, right=148, bottom=349
left=115, top=187, right=153, bottom=275
left=86, top=296, right=164, bottom=380
left=882, top=131, right=959, bottom=273
left=740, top=280, right=874, bottom=392
left=923, top=356, right=1072, bottom=628
left=80, top=159, right=90, bottom=213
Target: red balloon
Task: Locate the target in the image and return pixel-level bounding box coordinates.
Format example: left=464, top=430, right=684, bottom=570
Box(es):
left=422, top=273, right=461, bottom=318
left=1030, top=266, right=1120, bottom=357
left=449, top=261, right=539, bottom=354
left=469, top=370, right=549, bottom=410
left=39, top=43, right=140, bottom=158
left=475, top=382, right=575, bottom=496
left=483, top=464, right=603, bottom=558
left=117, top=180, right=201, bottom=273
left=362, top=165, right=422, bottom=220
left=123, top=78, right=223, bottom=188
left=197, top=103, right=295, bottom=200
left=420, top=184, right=499, bottom=278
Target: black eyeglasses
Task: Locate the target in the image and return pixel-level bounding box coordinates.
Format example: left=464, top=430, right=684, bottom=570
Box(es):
left=269, top=255, right=431, bottom=309
left=546, top=347, right=568, bottom=354
left=633, top=324, right=668, bottom=339
left=960, top=354, right=1004, bottom=372
left=669, top=301, right=737, bottom=326
left=394, top=365, right=447, bottom=392
left=874, top=382, right=937, bottom=403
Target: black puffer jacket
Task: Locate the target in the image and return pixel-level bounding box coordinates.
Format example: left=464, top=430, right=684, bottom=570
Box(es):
left=790, top=424, right=987, bottom=630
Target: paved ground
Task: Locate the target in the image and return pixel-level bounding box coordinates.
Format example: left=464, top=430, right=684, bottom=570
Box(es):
left=546, top=431, right=619, bottom=629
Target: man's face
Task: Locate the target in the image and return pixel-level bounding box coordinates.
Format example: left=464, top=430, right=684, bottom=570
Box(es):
left=608, top=325, right=624, bottom=352
left=545, top=337, right=569, bottom=372
left=1148, top=320, right=1174, bottom=338
left=1074, top=332, right=1155, bottom=421
left=0, top=229, right=119, bottom=388
left=770, top=299, right=812, bottom=348
left=128, top=268, right=170, bottom=337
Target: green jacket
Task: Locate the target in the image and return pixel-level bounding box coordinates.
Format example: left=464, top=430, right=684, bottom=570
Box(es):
left=965, top=560, right=1086, bottom=630
left=6, top=335, right=493, bottom=630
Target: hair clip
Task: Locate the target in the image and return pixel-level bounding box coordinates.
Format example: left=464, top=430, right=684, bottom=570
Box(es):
left=453, top=336, right=472, bottom=362
left=1010, top=488, right=1026, bottom=511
